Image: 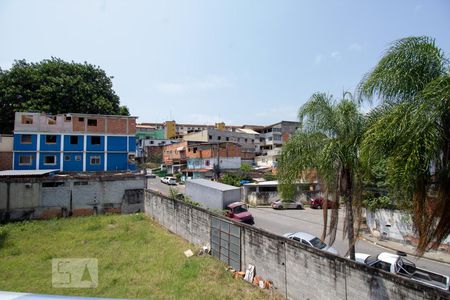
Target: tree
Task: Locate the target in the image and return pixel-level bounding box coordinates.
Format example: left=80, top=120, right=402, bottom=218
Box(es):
left=359, top=36, right=450, bottom=254
left=278, top=92, right=365, bottom=260
left=0, top=58, right=129, bottom=133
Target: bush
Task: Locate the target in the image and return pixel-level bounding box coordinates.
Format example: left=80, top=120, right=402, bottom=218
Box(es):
left=363, top=195, right=396, bottom=210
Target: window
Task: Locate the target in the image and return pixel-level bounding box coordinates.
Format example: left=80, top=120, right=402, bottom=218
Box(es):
left=245, top=138, right=248, bottom=142
left=91, top=136, right=101, bottom=145
left=209, top=135, right=212, bottom=139
left=75, top=155, right=82, bottom=161
left=226, top=137, right=229, bottom=141
left=44, top=155, right=56, bottom=165
left=87, top=119, right=97, bottom=126
left=150, top=141, right=154, bottom=144
left=218, top=136, right=221, bottom=140
left=64, top=155, right=71, bottom=161
left=47, top=116, right=56, bottom=125
left=70, top=136, right=78, bottom=144
left=65, top=116, right=72, bottom=122
left=90, top=156, right=101, bottom=165
left=78, top=117, right=84, bottom=122
left=19, top=155, right=32, bottom=165
left=42, top=182, right=64, bottom=188
left=45, top=135, right=57, bottom=144
left=205, top=160, right=210, bottom=166
left=193, top=147, right=197, bottom=153
left=21, top=135, right=32, bottom=144
left=21, top=115, right=33, bottom=124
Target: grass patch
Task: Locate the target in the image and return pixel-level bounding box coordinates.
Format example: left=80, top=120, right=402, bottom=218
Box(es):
left=0, top=214, right=280, bottom=299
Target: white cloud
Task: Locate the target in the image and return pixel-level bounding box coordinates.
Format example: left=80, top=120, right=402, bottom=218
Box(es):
left=155, top=75, right=235, bottom=94
left=330, top=51, right=341, bottom=59
left=348, top=43, right=363, bottom=52
left=314, top=54, right=323, bottom=64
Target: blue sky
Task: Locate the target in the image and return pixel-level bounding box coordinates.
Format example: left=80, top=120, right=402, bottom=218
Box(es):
left=1, top=0, right=449, bottom=125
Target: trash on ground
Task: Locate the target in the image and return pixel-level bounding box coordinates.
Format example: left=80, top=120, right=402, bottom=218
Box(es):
left=184, top=249, right=194, bottom=257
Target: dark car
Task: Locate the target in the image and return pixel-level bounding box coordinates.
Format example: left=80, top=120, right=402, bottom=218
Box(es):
left=310, top=197, right=338, bottom=209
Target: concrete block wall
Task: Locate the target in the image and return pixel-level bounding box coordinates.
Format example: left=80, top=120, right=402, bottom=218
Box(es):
left=144, top=189, right=449, bottom=300
left=0, top=175, right=145, bottom=221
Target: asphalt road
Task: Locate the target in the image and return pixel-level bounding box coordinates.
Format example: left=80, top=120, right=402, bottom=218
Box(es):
left=146, top=178, right=449, bottom=276
left=249, top=206, right=450, bottom=276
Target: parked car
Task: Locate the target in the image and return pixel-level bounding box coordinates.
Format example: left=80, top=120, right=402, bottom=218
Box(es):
left=161, top=176, right=177, bottom=185
left=283, top=232, right=338, bottom=255
left=224, top=202, right=254, bottom=225
left=310, top=197, right=338, bottom=209
left=271, top=200, right=304, bottom=210
left=353, top=251, right=449, bottom=291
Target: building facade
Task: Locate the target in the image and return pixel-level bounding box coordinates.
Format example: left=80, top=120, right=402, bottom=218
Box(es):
left=13, top=112, right=137, bottom=172
left=0, top=135, right=13, bottom=171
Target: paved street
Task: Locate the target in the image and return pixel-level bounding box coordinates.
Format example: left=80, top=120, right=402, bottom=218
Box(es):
left=146, top=177, right=185, bottom=195
left=249, top=207, right=450, bottom=276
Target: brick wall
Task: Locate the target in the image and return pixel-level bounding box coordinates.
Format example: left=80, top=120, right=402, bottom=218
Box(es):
left=107, top=118, right=127, bottom=134
left=0, top=152, right=12, bottom=170
left=144, top=190, right=449, bottom=300
left=86, top=117, right=106, bottom=133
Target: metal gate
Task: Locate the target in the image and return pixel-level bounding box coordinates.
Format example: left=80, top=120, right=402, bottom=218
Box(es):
left=210, top=217, right=241, bottom=271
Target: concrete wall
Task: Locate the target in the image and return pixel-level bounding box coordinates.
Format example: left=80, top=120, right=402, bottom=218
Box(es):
left=144, top=190, right=449, bottom=300
left=0, top=175, right=145, bottom=221
left=366, top=209, right=450, bottom=247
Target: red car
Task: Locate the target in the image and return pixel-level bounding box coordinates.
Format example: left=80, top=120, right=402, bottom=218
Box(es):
left=310, top=197, right=338, bottom=209
left=224, top=202, right=254, bottom=225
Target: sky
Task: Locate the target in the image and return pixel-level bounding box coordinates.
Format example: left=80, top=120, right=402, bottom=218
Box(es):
left=1, top=0, right=449, bottom=125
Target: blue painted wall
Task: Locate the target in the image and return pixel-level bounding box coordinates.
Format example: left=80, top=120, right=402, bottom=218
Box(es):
left=39, top=152, right=60, bottom=170
left=40, top=134, right=61, bottom=151
left=107, top=136, right=127, bottom=151
left=128, top=136, right=136, bottom=152
left=14, top=152, right=37, bottom=170
left=86, top=153, right=104, bottom=171
left=62, top=153, right=83, bottom=171
left=86, top=136, right=104, bottom=151
left=64, top=135, right=84, bottom=151
left=14, top=134, right=37, bottom=151
left=107, top=153, right=128, bottom=171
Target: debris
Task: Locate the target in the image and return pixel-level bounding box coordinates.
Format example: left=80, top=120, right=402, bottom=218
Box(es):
left=253, top=275, right=262, bottom=286
left=184, top=249, right=193, bottom=257
left=197, top=243, right=211, bottom=256
left=243, top=264, right=255, bottom=283
left=233, top=271, right=245, bottom=279
left=258, top=280, right=265, bottom=289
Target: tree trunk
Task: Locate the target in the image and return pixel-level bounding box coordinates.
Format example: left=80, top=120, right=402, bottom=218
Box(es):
left=341, top=168, right=356, bottom=260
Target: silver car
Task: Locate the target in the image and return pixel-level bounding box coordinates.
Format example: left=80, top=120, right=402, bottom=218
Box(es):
left=271, top=200, right=304, bottom=210
left=283, top=232, right=339, bottom=255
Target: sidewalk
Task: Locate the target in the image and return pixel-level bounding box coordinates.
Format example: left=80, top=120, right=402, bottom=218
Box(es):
left=361, top=233, right=450, bottom=264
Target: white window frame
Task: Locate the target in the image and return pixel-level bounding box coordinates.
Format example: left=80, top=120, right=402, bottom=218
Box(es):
left=19, top=155, right=32, bottom=166
left=44, top=155, right=57, bottom=165
left=90, top=156, right=101, bottom=165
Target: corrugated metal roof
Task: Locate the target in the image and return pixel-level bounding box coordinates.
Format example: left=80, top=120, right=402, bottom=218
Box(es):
left=0, top=169, right=59, bottom=177
left=187, top=178, right=240, bottom=191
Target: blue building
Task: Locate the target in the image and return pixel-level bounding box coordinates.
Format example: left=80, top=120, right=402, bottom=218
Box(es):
left=13, top=112, right=137, bottom=172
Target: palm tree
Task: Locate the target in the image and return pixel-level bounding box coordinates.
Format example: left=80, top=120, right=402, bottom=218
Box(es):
left=359, top=36, right=450, bottom=254
left=278, top=92, right=365, bottom=260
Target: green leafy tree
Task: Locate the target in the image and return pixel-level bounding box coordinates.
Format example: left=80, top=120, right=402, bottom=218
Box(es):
left=359, top=36, right=450, bottom=254
left=0, top=58, right=129, bottom=133
left=278, top=92, right=365, bottom=260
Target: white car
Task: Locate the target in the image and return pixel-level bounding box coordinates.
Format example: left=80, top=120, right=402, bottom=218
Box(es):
left=271, top=200, right=304, bottom=210
left=161, top=176, right=177, bottom=185
left=283, top=232, right=338, bottom=255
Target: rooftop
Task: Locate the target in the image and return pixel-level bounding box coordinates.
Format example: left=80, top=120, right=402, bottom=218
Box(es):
left=0, top=169, right=59, bottom=177
left=187, top=178, right=240, bottom=191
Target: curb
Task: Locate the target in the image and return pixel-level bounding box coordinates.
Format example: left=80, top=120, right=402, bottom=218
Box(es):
left=360, top=236, right=450, bottom=264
